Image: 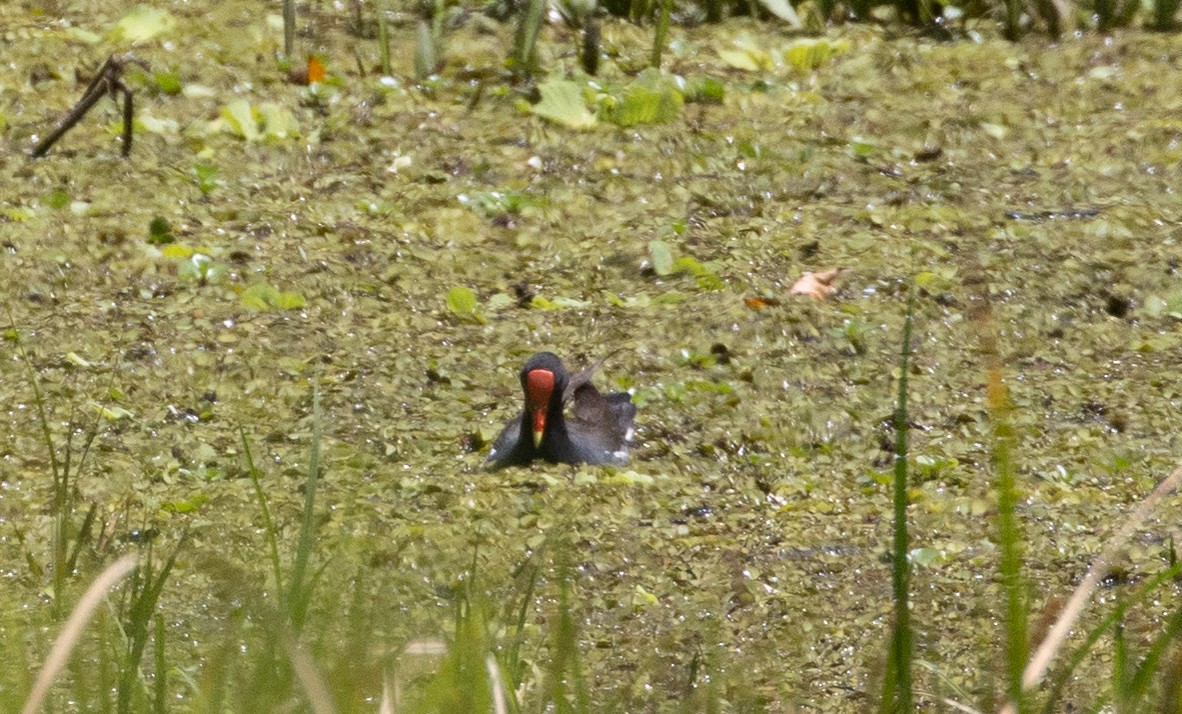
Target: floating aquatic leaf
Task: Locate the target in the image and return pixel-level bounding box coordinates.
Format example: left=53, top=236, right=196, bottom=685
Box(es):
left=93, top=402, right=134, bottom=421
left=1, top=207, right=35, bottom=222
left=980, top=122, right=1008, bottom=139
left=684, top=75, right=725, bottom=104
left=271, top=290, right=307, bottom=310
left=148, top=217, right=174, bottom=245
left=648, top=240, right=674, bottom=276
left=457, top=190, right=536, bottom=217
left=241, top=283, right=306, bottom=311
left=48, top=189, right=69, bottom=209
left=162, top=493, right=209, bottom=513
left=790, top=268, right=846, bottom=301
left=221, top=99, right=260, bottom=141
left=258, top=103, right=300, bottom=140
left=154, top=71, right=182, bottom=94
left=66, top=352, right=93, bottom=368
left=64, top=27, right=102, bottom=44
left=600, top=69, right=683, bottom=127
left=446, top=286, right=485, bottom=323
left=136, top=114, right=178, bottom=135
left=718, top=38, right=774, bottom=72
left=551, top=296, right=591, bottom=308
left=111, top=5, right=176, bottom=43
left=193, top=163, right=219, bottom=197
left=161, top=243, right=194, bottom=259
left=908, top=548, right=947, bottom=568
left=179, top=253, right=226, bottom=284
left=783, top=37, right=849, bottom=71
left=531, top=78, right=596, bottom=129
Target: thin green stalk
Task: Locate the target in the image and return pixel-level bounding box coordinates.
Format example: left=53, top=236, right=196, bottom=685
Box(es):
left=512, top=0, right=546, bottom=76
left=545, top=550, right=590, bottom=713
left=414, top=20, right=437, bottom=80
left=153, top=614, right=166, bottom=714
left=283, top=0, right=296, bottom=58
left=286, top=379, right=323, bottom=634
left=879, top=281, right=915, bottom=714
left=1113, top=622, right=1130, bottom=713
left=993, top=383, right=1026, bottom=711
left=378, top=6, right=391, bottom=75
left=968, top=265, right=1028, bottom=712
left=1155, top=0, right=1180, bottom=29
left=11, top=323, right=69, bottom=615
left=1120, top=603, right=1182, bottom=708
left=650, top=0, right=672, bottom=69
left=241, top=425, right=284, bottom=604
left=1040, top=562, right=1182, bottom=712
left=118, top=538, right=184, bottom=714
left=1002, top=0, right=1022, bottom=39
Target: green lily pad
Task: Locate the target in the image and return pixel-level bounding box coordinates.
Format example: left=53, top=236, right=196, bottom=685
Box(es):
left=531, top=79, right=596, bottom=129
left=111, top=5, right=176, bottom=43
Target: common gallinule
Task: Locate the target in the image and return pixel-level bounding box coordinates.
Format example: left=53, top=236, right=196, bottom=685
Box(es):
left=485, top=352, right=636, bottom=469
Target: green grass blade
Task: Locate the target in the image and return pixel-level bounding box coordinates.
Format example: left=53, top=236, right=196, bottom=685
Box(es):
left=879, top=280, right=915, bottom=714
left=241, top=425, right=284, bottom=604
left=287, top=379, right=324, bottom=634
left=968, top=266, right=1028, bottom=712
left=1041, top=562, right=1182, bottom=713
left=153, top=613, right=166, bottom=714
left=283, top=0, right=296, bottom=58
left=378, top=5, right=391, bottom=75
left=512, top=0, right=546, bottom=76
left=650, top=0, right=672, bottom=69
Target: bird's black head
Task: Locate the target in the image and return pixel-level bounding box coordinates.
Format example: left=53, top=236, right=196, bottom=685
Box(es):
left=519, top=352, right=568, bottom=447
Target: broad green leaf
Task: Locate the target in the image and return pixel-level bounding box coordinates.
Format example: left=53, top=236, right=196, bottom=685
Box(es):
left=136, top=114, right=178, bottom=135
left=161, top=244, right=194, bottom=259
left=648, top=240, right=674, bottom=276
left=112, top=5, right=176, bottom=43
left=258, top=103, right=300, bottom=140
left=221, top=99, right=260, bottom=141
left=162, top=493, right=209, bottom=513
left=272, top=291, right=307, bottom=310
left=65, top=27, right=102, bottom=44
left=531, top=79, right=596, bottom=129
left=718, top=40, right=774, bottom=72
left=241, top=284, right=278, bottom=310
left=155, top=71, right=182, bottom=94
left=148, top=217, right=174, bottom=245
left=783, top=38, right=849, bottom=71
left=446, top=286, right=485, bottom=323
left=1, top=207, right=35, bottom=222
left=93, top=402, right=134, bottom=421
left=240, top=284, right=304, bottom=310
left=685, top=75, right=725, bottom=104
left=601, top=69, right=683, bottom=127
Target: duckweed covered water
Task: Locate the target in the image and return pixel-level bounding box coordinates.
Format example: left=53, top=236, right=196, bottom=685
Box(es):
left=3, top=1, right=1182, bottom=709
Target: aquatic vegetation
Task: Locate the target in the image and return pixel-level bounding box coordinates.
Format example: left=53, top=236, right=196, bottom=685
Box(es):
left=7, top=0, right=1182, bottom=711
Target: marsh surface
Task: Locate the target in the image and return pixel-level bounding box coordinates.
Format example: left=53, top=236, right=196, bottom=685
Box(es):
left=3, top=1, right=1182, bottom=709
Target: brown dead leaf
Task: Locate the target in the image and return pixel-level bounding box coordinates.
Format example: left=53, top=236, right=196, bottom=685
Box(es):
left=744, top=296, right=781, bottom=310
left=288, top=56, right=326, bottom=85
left=789, top=268, right=846, bottom=301
left=789, top=267, right=846, bottom=301
left=307, top=56, right=326, bottom=84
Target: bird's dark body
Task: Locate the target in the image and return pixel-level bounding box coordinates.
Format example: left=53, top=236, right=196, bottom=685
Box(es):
left=485, top=352, right=636, bottom=469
